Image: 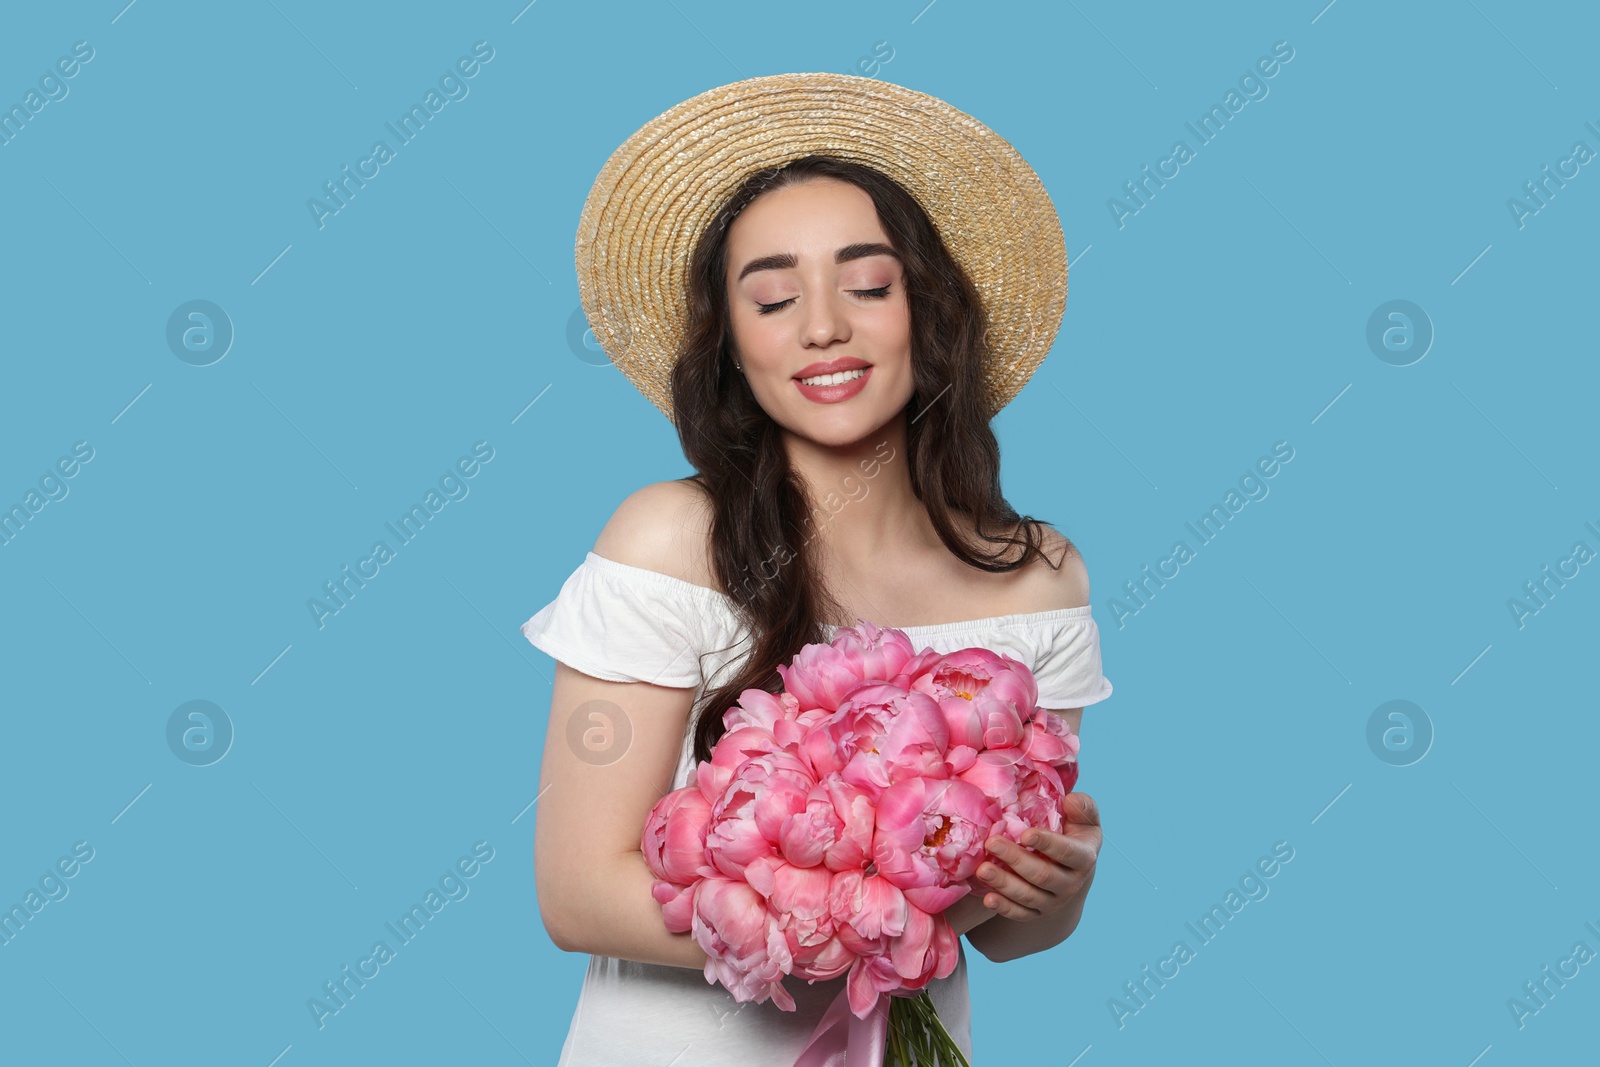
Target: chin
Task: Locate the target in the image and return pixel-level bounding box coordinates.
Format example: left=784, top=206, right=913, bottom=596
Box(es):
left=783, top=406, right=897, bottom=449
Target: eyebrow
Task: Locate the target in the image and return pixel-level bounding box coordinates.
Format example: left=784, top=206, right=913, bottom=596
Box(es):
left=735, top=242, right=900, bottom=283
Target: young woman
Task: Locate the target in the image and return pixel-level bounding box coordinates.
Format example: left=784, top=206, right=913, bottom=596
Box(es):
left=523, top=74, right=1112, bottom=1065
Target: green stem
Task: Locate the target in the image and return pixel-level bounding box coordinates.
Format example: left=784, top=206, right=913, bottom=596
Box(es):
left=884, top=991, right=970, bottom=1067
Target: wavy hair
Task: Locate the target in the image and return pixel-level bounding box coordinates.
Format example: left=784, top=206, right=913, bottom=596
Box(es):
left=669, top=154, right=1070, bottom=764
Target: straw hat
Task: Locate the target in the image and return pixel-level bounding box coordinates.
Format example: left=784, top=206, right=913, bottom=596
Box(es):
left=574, top=72, right=1068, bottom=426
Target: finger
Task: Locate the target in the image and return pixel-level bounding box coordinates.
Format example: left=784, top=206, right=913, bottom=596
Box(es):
left=984, top=838, right=1068, bottom=895
left=980, top=844, right=1057, bottom=897
left=1061, top=792, right=1100, bottom=827
left=979, top=885, right=1042, bottom=921
left=1014, top=828, right=1097, bottom=872
left=975, top=851, right=1056, bottom=910
left=1049, top=820, right=1103, bottom=860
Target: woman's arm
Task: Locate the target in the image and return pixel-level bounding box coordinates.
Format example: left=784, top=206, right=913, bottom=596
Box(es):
left=535, top=481, right=726, bottom=970
left=535, top=660, right=711, bottom=971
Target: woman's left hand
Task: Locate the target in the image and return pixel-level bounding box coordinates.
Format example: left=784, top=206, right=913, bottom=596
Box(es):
left=972, top=792, right=1101, bottom=922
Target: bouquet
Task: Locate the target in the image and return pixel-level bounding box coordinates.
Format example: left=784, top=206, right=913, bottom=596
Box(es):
left=640, top=619, right=1081, bottom=1066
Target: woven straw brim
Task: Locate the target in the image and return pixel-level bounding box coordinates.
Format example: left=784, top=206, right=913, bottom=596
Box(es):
left=574, top=72, right=1068, bottom=426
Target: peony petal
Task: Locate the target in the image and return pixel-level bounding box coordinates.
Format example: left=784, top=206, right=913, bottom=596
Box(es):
left=722, top=688, right=787, bottom=734
left=929, top=914, right=960, bottom=980
left=1021, top=720, right=1069, bottom=764
left=957, top=751, right=1024, bottom=809
left=889, top=904, right=934, bottom=980
left=903, top=883, right=970, bottom=913
left=767, top=976, right=796, bottom=1012
left=846, top=956, right=881, bottom=1019
left=771, top=862, right=833, bottom=920
left=653, top=879, right=696, bottom=933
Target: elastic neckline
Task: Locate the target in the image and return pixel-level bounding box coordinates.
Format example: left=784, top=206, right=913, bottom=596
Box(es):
left=584, top=551, right=1094, bottom=635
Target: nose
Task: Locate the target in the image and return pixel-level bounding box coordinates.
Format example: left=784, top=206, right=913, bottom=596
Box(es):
left=799, top=288, right=850, bottom=348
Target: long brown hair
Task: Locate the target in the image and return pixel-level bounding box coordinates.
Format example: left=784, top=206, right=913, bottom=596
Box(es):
left=669, top=155, right=1070, bottom=764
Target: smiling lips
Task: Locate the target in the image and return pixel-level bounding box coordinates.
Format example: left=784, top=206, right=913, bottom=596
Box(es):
left=793, top=357, right=872, bottom=404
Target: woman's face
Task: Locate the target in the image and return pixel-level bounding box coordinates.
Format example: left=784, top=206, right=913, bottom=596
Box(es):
left=723, top=177, right=914, bottom=447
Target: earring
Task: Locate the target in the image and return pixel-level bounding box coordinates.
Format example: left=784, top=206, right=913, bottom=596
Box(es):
left=734, top=361, right=743, bottom=371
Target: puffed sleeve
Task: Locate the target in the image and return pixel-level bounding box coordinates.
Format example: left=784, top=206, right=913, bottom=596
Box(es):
left=520, top=551, right=718, bottom=689
left=1029, top=608, right=1113, bottom=709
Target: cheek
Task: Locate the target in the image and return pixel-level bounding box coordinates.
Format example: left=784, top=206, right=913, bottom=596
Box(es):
left=863, top=300, right=911, bottom=343
left=741, top=314, right=796, bottom=358
left=863, top=318, right=913, bottom=372
left=727, top=309, right=763, bottom=349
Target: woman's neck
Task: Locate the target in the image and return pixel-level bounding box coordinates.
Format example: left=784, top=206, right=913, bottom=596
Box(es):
left=780, top=413, right=937, bottom=570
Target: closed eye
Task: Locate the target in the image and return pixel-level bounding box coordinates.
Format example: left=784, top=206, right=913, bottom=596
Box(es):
left=755, top=285, right=893, bottom=316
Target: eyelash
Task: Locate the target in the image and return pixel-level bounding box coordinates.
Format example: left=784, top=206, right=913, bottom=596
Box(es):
left=755, top=285, right=892, bottom=315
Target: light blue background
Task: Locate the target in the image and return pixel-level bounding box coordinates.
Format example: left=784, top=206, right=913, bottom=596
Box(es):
left=2, top=1, right=1595, bottom=1064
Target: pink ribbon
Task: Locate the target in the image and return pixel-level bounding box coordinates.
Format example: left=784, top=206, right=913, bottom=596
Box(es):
left=792, top=986, right=889, bottom=1067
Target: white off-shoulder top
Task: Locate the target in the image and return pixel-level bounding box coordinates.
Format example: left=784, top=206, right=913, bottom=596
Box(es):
left=519, top=549, right=1113, bottom=1066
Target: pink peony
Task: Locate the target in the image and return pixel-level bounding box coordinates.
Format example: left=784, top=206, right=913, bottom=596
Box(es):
left=906, top=646, right=1039, bottom=718
left=828, top=619, right=919, bottom=681
left=747, top=856, right=836, bottom=958
left=870, top=775, right=998, bottom=913
left=704, top=749, right=815, bottom=879
left=690, top=877, right=796, bottom=1011
left=887, top=903, right=961, bottom=989
left=804, top=684, right=950, bottom=795
left=1008, top=760, right=1072, bottom=839
left=721, top=687, right=814, bottom=753
left=789, top=930, right=855, bottom=981
left=777, top=775, right=876, bottom=872
left=775, top=620, right=917, bottom=712
left=826, top=875, right=960, bottom=1018
left=696, top=724, right=776, bottom=803
left=1022, top=707, right=1081, bottom=766
left=641, top=786, right=713, bottom=886
left=827, top=868, right=911, bottom=950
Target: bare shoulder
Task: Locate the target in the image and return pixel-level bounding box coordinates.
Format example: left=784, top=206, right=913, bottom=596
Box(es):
left=591, top=477, right=717, bottom=589
left=1012, top=523, right=1091, bottom=612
